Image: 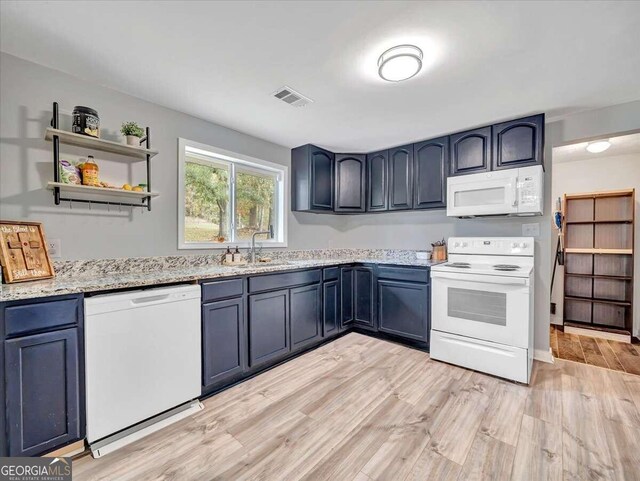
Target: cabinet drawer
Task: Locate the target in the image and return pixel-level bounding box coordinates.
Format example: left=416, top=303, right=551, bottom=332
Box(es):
left=377, top=266, right=429, bottom=284
left=249, top=269, right=321, bottom=293
left=4, top=297, right=81, bottom=338
left=201, top=278, right=243, bottom=302
left=323, top=267, right=340, bottom=281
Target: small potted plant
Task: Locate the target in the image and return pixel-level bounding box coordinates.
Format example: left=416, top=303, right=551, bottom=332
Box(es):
left=121, top=121, right=145, bottom=146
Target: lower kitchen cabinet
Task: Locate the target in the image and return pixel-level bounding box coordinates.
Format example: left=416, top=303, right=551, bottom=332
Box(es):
left=5, top=328, right=81, bottom=456
left=202, top=298, right=245, bottom=388
left=378, top=280, right=430, bottom=343
left=323, top=279, right=340, bottom=337
left=341, top=266, right=355, bottom=329
left=354, top=266, right=375, bottom=329
left=248, top=289, right=290, bottom=368
left=290, top=284, right=322, bottom=351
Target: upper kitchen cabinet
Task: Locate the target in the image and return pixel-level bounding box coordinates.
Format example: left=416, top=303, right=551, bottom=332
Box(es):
left=335, top=154, right=366, bottom=213
left=291, top=144, right=334, bottom=212
left=366, top=150, right=389, bottom=212
left=492, top=114, right=544, bottom=170
left=388, top=144, right=414, bottom=210
left=413, top=136, right=449, bottom=209
left=450, top=126, right=491, bottom=176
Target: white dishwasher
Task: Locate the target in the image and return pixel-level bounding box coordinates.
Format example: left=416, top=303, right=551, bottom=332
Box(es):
left=85, top=284, right=202, bottom=457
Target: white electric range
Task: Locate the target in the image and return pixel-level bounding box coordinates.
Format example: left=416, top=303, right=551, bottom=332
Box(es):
left=430, top=237, right=535, bottom=383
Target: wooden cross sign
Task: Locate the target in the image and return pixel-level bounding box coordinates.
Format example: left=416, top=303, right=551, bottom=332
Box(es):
left=0, top=221, right=55, bottom=283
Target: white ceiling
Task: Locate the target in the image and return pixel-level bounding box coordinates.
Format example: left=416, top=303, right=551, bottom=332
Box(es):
left=1, top=1, right=640, bottom=152
left=553, top=131, right=640, bottom=163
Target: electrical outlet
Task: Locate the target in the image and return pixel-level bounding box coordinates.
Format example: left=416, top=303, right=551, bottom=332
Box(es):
left=522, top=223, right=540, bottom=237
left=550, top=302, right=556, bottom=314
left=48, top=238, right=62, bottom=258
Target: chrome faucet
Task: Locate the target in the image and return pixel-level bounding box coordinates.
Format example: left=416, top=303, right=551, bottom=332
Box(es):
left=250, top=225, right=274, bottom=263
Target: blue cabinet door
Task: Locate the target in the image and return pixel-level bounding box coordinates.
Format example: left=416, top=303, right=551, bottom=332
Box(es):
left=388, top=144, right=414, bottom=210
left=354, top=266, right=375, bottom=329
left=290, top=284, right=322, bottom=351
left=323, top=280, right=340, bottom=337
left=378, top=280, right=430, bottom=343
left=291, top=144, right=334, bottom=212
left=335, top=154, right=366, bottom=212
left=248, top=290, right=290, bottom=367
left=341, top=267, right=354, bottom=329
left=202, top=298, right=245, bottom=388
left=413, top=136, right=449, bottom=209
left=366, top=150, right=389, bottom=212
left=5, top=328, right=80, bottom=456
left=492, top=114, right=544, bottom=170
left=450, top=126, right=491, bottom=176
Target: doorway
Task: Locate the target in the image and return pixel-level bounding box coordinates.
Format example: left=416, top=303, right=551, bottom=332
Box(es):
left=550, top=131, right=640, bottom=373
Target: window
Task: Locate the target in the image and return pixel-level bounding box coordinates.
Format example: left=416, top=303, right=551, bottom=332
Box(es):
left=178, top=138, right=287, bottom=249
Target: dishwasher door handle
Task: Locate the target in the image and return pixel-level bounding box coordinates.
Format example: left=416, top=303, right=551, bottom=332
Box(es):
left=130, top=294, right=172, bottom=305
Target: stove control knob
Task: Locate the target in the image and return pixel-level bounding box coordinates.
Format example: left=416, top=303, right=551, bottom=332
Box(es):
left=511, top=242, right=518, bottom=248
left=461, top=242, right=468, bottom=247
left=520, top=242, right=528, bottom=248
left=453, top=242, right=460, bottom=248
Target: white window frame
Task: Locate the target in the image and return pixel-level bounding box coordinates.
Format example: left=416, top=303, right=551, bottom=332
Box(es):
left=178, top=138, right=288, bottom=249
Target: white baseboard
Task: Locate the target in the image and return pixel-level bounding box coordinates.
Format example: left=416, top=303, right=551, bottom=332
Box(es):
left=534, top=348, right=554, bottom=363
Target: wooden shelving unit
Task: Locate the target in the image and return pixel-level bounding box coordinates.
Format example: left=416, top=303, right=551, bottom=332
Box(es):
left=45, top=102, right=157, bottom=210
left=562, top=189, right=635, bottom=334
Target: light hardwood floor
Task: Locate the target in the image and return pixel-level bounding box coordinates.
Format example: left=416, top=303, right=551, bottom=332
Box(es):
left=73, top=333, right=640, bottom=481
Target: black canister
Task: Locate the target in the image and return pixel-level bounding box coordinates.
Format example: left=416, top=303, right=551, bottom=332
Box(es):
left=72, top=106, right=100, bottom=138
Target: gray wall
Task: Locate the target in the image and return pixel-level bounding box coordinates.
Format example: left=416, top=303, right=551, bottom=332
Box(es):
left=2, top=52, right=639, bottom=354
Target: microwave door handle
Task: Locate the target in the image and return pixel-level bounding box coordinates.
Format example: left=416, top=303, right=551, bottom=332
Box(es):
left=511, top=180, right=518, bottom=207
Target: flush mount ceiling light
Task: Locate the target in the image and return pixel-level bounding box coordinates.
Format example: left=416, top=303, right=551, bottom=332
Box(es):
left=378, top=45, right=423, bottom=82
left=586, top=140, right=611, bottom=153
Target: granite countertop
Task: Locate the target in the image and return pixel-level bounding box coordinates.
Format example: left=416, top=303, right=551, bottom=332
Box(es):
left=0, top=254, right=442, bottom=302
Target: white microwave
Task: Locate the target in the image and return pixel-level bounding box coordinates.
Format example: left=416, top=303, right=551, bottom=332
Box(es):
left=447, top=165, right=544, bottom=217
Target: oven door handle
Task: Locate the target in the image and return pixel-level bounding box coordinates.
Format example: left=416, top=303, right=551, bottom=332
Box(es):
left=430, top=271, right=530, bottom=286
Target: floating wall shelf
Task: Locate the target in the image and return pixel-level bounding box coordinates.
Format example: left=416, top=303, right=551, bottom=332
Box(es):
left=47, top=182, right=159, bottom=200
left=45, top=128, right=158, bottom=160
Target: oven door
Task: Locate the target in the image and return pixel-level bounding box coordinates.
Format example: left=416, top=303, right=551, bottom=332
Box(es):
left=431, top=271, right=530, bottom=348
left=446, top=170, right=518, bottom=217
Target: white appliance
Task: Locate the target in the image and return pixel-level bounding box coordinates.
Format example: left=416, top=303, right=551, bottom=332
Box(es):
left=85, top=284, right=202, bottom=457
left=430, top=237, right=534, bottom=383
left=447, top=165, right=544, bottom=217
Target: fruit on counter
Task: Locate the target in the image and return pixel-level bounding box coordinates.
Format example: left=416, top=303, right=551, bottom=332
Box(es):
left=99, top=181, right=117, bottom=189
left=122, top=184, right=133, bottom=191
left=132, top=186, right=144, bottom=192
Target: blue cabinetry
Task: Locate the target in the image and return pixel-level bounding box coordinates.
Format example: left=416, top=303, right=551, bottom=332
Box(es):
left=366, top=150, right=389, bottom=212
left=290, top=284, right=322, bottom=350
left=492, top=114, right=544, bottom=170
left=413, top=136, right=449, bottom=209
left=1, top=294, right=84, bottom=457
left=335, top=154, right=366, bottom=212
left=248, top=289, right=290, bottom=368
left=291, top=144, right=335, bottom=212
left=388, top=144, right=414, bottom=210
left=202, top=298, right=245, bottom=388
left=450, top=126, right=492, bottom=176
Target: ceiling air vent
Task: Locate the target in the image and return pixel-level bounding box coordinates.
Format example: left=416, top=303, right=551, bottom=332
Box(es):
left=272, top=86, right=313, bottom=107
